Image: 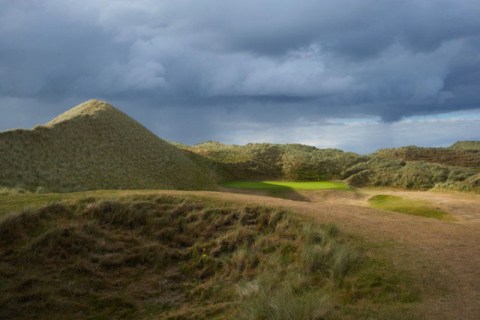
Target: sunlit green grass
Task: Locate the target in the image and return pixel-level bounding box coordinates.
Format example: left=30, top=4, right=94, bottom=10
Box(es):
left=368, top=194, right=450, bottom=220
left=222, top=181, right=349, bottom=191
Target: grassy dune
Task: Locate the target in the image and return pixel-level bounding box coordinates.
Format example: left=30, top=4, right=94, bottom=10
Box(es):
left=0, top=194, right=418, bottom=319
left=187, top=141, right=479, bottom=192
left=375, top=146, right=480, bottom=168
left=0, top=100, right=218, bottom=192
left=187, top=141, right=366, bottom=181
left=1, top=99, right=478, bottom=193
left=345, top=157, right=479, bottom=191
left=368, top=194, right=450, bottom=219
left=450, top=141, right=480, bottom=150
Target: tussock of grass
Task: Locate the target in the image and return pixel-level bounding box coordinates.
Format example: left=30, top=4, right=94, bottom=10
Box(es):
left=0, top=195, right=418, bottom=319
left=236, top=274, right=331, bottom=320
left=368, top=194, right=450, bottom=219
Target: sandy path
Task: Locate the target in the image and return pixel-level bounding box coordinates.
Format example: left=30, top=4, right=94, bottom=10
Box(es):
left=154, top=189, right=480, bottom=319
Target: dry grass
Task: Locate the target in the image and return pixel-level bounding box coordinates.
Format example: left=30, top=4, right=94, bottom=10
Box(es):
left=450, top=141, right=480, bottom=150
left=375, top=146, right=480, bottom=168
left=344, top=157, right=479, bottom=191
left=0, top=194, right=418, bottom=319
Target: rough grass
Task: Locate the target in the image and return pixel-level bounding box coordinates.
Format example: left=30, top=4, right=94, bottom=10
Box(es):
left=344, top=157, right=479, bottom=191
left=0, top=100, right=218, bottom=192
left=1, top=101, right=477, bottom=194
left=0, top=190, right=163, bottom=220
left=375, top=146, right=480, bottom=167
left=186, top=141, right=479, bottom=192
left=0, top=194, right=419, bottom=319
left=368, top=194, right=450, bottom=219
left=1, top=100, right=478, bottom=194
left=450, top=141, right=480, bottom=151
left=186, top=142, right=366, bottom=181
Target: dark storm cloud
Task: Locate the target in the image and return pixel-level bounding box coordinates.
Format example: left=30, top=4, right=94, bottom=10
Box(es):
left=1, top=0, right=480, bottom=149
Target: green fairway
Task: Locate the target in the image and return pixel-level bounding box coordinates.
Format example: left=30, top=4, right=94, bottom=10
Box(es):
left=368, top=194, right=450, bottom=220
left=222, top=180, right=349, bottom=191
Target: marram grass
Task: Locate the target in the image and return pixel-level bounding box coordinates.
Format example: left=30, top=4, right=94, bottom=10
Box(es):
left=0, top=194, right=419, bottom=319
left=0, top=100, right=218, bottom=192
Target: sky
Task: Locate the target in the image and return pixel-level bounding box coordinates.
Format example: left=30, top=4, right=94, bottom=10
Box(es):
left=1, top=0, right=479, bottom=153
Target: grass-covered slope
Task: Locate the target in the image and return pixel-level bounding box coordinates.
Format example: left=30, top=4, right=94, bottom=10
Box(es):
left=369, top=145, right=480, bottom=191
left=185, top=141, right=479, bottom=191
left=3, top=99, right=475, bottom=193
left=343, top=157, right=479, bottom=190
left=450, top=141, right=480, bottom=150
left=0, top=195, right=418, bottom=319
left=375, top=146, right=480, bottom=168
left=187, top=142, right=366, bottom=181
left=0, top=100, right=218, bottom=192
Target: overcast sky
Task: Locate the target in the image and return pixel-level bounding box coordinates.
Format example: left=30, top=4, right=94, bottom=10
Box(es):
left=1, top=0, right=479, bottom=153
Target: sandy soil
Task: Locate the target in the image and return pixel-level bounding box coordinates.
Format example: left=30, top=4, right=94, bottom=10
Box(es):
left=155, top=188, right=480, bottom=320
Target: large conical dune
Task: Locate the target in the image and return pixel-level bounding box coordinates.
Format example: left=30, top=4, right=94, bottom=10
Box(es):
left=0, top=99, right=218, bottom=192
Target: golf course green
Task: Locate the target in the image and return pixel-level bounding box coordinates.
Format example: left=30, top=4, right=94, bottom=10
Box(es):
left=222, top=180, right=349, bottom=191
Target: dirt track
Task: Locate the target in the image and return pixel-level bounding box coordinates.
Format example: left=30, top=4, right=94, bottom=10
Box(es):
left=157, top=188, right=480, bottom=320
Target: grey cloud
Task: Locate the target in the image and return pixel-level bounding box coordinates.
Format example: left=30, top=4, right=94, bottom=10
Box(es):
left=1, top=0, right=480, bottom=151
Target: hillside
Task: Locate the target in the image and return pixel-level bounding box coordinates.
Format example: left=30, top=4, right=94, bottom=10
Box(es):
left=450, top=141, right=480, bottom=150
left=375, top=146, right=480, bottom=167
left=343, top=157, right=479, bottom=190
left=183, top=141, right=479, bottom=191
left=188, top=141, right=367, bottom=181
left=0, top=100, right=218, bottom=192
left=1, top=100, right=478, bottom=193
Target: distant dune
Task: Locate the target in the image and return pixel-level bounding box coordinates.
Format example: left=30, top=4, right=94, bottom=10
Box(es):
left=450, top=141, right=480, bottom=150
left=375, top=146, right=480, bottom=167
left=0, top=100, right=218, bottom=192
left=186, top=141, right=480, bottom=191
left=1, top=99, right=479, bottom=193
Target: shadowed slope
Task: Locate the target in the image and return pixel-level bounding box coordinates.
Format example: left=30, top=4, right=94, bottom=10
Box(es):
left=0, top=100, right=218, bottom=192
left=186, top=141, right=366, bottom=181
left=0, top=195, right=418, bottom=319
